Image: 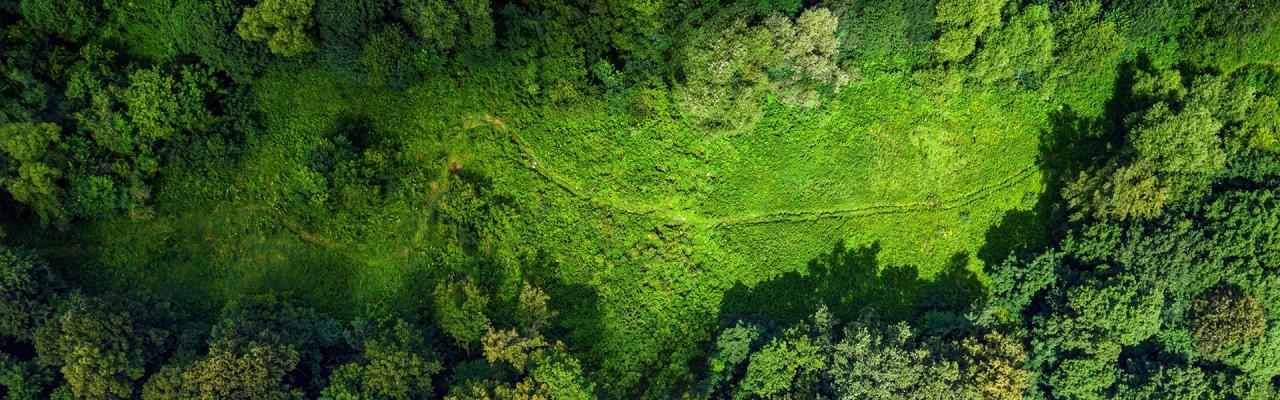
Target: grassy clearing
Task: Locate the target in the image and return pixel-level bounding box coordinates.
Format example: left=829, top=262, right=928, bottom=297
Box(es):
left=34, top=62, right=1048, bottom=387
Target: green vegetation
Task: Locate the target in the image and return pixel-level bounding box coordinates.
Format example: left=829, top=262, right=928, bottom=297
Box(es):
left=1, top=0, right=1279, bottom=398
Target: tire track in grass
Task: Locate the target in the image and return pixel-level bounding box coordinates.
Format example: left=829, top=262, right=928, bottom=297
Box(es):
left=504, top=127, right=1040, bottom=230
left=709, top=162, right=1039, bottom=228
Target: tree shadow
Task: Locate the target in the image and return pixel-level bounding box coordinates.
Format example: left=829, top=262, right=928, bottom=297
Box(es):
left=520, top=249, right=605, bottom=361
left=978, top=57, right=1152, bottom=269
left=718, top=241, right=984, bottom=327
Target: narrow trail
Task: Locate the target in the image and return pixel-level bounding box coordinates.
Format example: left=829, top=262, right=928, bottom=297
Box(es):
left=504, top=128, right=1040, bottom=231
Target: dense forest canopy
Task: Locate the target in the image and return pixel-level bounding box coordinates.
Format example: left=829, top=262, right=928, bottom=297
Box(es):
left=2, top=0, right=1279, bottom=398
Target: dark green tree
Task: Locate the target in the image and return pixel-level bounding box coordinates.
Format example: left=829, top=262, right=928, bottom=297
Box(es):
left=0, top=246, right=59, bottom=341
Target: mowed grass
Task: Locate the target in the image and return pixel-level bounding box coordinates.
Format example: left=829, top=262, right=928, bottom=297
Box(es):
left=37, top=63, right=1048, bottom=389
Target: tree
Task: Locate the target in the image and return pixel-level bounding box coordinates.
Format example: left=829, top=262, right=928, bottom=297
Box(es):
left=933, top=0, right=1007, bottom=63
left=0, top=122, right=65, bottom=226
left=1064, top=71, right=1236, bottom=221
left=18, top=0, right=100, bottom=41
left=209, top=296, right=343, bottom=394
left=1042, top=274, right=1164, bottom=352
left=171, top=0, right=272, bottom=82
left=0, top=353, right=54, bottom=400
left=434, top=277, right=491, bottom=350
left=1186, top=285, right=1267, bottom=358
left=1239, top=95, right=1280, bottom=152
left=765, top=8, right=850, bottom=107
left=320, top=320, right=443, bottom=400
left=34, top=295, right=172, bottom=399
left=676, top=18, right=778, bottom=133
left=236, top=0, right=317, bottom=56
left=142, top=338, right=302, bottom=400
left=451, top=337, right=593, bottom=400
left=1052, top=0, right=1125, bottom=115
left=515, top=282, right=555, bottom=336
left=0, top=246, right=59, bottom=341
left=971, top=4, right=1053, bottom=86
left=399, top=0, right=494, bottom=53
left=121, top=67, right=215, bottom=143
left=961, top=332, right=1030, bottom=400
left=737, top=335, right=825, bottom=398
left=830, top=321, right=977, bottom=400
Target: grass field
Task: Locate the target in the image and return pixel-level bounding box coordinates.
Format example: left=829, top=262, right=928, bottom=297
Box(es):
left=31, top=62, right=1049, bottom=391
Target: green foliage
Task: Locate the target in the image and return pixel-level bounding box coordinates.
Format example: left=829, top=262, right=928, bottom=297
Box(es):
left=399, top=0, right=495, bottom=52
left=1051, top=0, right=1125, bottom=116
left=830, top=321, right=976, bottom=399
left=933, top=0, right=1006, bottom=63
left=434, top=277, right=491, bottom=349
left=738, top=334, right=824, bottom=398
left=0, top=246, right=59, bottom=341
left=4, top=1, right=1280, bottom=399
left=765, top=8, right=850, bottom=106
left=676, top=18, right=777, bottom=132
left=1064, top=70, right=1249, bottom=221
left=970, top=3, right=1052, bottom=86
left=834, top=0, right=934, bottom=71
left=18, top=0, right=100, bottom=41
left=34, top=296, right=172, bottom=399
left=142, top=338, right=303, bottom=400
left=0, top=122, right=65, bottom=226
left=0, top=353, right=54, bottom=400
left=171, top=0, right=272, bottom=81
left=1187, top=285, right=1268, bottom=358
left=961, top=332, right=1030, bottom=400
left=237, top=0, right=317, bottom=57
left=321, top=320, right=442, bottom=400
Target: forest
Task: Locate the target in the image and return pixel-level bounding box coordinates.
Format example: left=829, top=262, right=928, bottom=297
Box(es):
left=1, top=0, right=1279, bottom=398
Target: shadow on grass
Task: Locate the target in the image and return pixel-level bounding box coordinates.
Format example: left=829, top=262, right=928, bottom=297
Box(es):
left=978, top=57, right=1150, bottom=270
left=718, top=241, right=984, bottom=327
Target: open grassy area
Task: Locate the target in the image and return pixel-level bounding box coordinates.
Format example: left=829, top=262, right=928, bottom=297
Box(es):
left=29, top=62, right=1047, bottom=389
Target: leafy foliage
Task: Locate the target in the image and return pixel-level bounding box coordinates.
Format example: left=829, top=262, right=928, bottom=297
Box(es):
left=237, top=0, right=317, bottom=56
left=1, top=1, right=1279, bottom=399
left=1187, top=285, right=1268, bottom=358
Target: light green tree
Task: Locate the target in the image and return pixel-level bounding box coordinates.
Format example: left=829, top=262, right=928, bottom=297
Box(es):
left=434, top=277, right=491, bottom=350
left=236, top=0, right=317, bottom=56
left=0, top=122, right=65, bottom=226
left=320, top=320, right=442, bottom=400
left=676, top=19, right=778, bottom=133
left=933, top=0, right=1007, bottom=63
left=35, top=296, right=171, bottom=400
left=765, top=8, right=850, bottom=106
left=143, top=338, right=303, bottom=400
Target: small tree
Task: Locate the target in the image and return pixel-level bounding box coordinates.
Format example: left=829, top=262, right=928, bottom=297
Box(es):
left=0, top=122, right=66, bottom=226
left=143, top=338, right=303, bottom=400
left=962, top=332, right=1031, bottom=400
left=320, top=320, right=442, bottom=400
left=236, top=0, right=317, bottom=56
left=1187, top=285, right=1267, bottom=358
left=34, top=296, right=172, bottom=400
left=0, top=246, right=60, bottom=341
left=765, top=8, right=850, bottom=107
left=434, top=277, right=490, bottom=350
